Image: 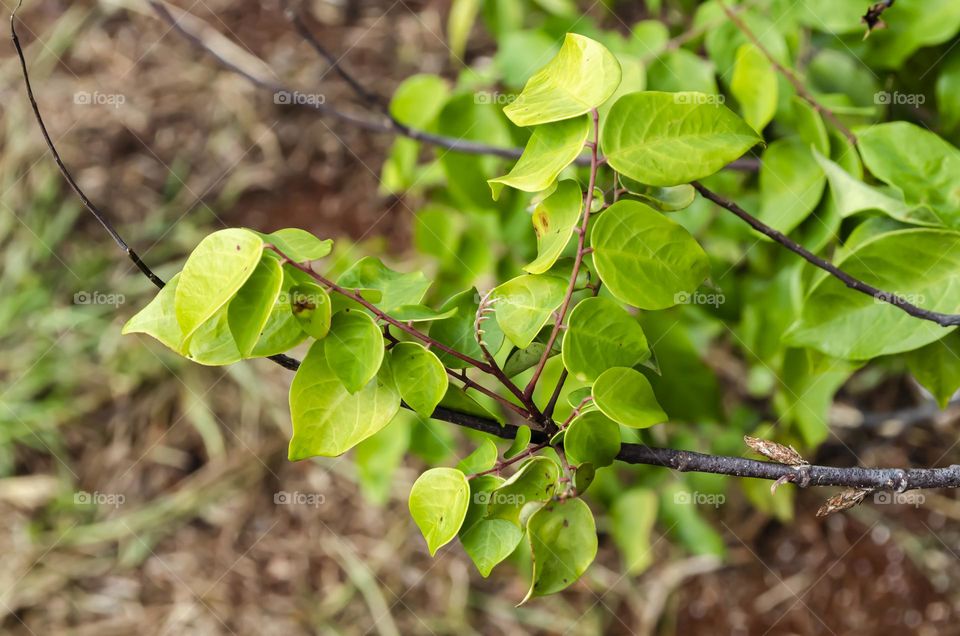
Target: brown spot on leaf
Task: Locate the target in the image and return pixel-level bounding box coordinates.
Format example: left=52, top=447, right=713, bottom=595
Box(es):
left=533, top=210, right=550, bottom=238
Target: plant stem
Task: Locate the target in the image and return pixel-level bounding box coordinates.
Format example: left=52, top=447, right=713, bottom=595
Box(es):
left=524, top=108, right=602, bottom=403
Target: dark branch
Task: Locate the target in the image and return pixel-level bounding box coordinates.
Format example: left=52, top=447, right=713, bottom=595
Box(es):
left=693, top=182, right=960, bottom=327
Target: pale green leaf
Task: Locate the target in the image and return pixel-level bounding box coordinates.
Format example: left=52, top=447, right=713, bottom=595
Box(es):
left=492, top=274, right=567, bottom=348
left=524, top=179, right=583, bottom=274
left=390, top=342, right=448, bottom=419
left=289, top=283, right=332, bottom=340
left=486, top=457, right=560, bottom=524
left=591, top=200, right=709, bottom=310
left=288, top=339, right=400, bottom=459
left=447, top=0, right=480, bottom=61
left=175, top=229, right=264, bottom=347
left=757, top=138, right=825, bottom=235
left=906, top=333, right=960, bottom=408
left=409, top=467, right=471, bottom=555
left=429, top=288, right=505, bottom=369
left=523, top=498, right=597, bottom=602
left=504, top=33, right=622, bottom=127
left=611, top=489, right=657, bottom=574
left=456, top=438, right=499, bottom=474
left=324, top=310, right=385, bottom=393
left=504, top=425, right=532, bottom=459
left=390, top=304, right=458, bottom=323
left=337, top=257, right=431, bottom=313
left=488, top=116, right=589, bottom=200
left=564, top=410, right=620, bottom=467
left=227, top=256, right=283, bottom=357
left=602, top=92, right=761, bottom=186
left=261, top=228, right=332, bottom=262
left=730, top=43, right=777, bottom=132
left=460, top=518, right=523, bottom=578
left=593, top=366, right=667, bottom=428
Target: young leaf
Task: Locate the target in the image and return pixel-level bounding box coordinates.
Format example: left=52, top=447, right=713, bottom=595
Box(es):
left=562, top=296, right=650, bottom=382
left=523, top=498, right=597, bottom=602
left=288, top=340, right=400, bottom=459
left=503, top=33, right=622, bottom=127
left=593, top=367, right=667, bottom=428
left=456, top=437, right=499, bottom=474
left=260, top=228, right=332, bottom=262
left=289, top=283, right=333, bottom=340
left=337, top=257, right=431, bottom=313
left=504, top=425, right=532, bottom=459
left=390, top=342, right=449, bottom=418
left=618, top=177, right=696, bottom=212
left=590, top=200, right=709, bottom=310
left=408, top=467, right=471, bottom=556
left=175, top=228, right=264, bottom=347
left=601, top=91, right=761, bottom=186
left=786, top=229, right=960, bottom=359
left=250, top=271, right=310, bottom=357
left=730, top=43, right=777, bottom=132
left=122, top=272, right=186, bottom=353
left=492, top=274, right=568, bottom=348
left=460, top=518, right=524, bottom=578
left=324, top=310, right=385, bottom=393
left=227, top=256, right=284, bottom=357
left=611, top=489, right=658, bottom=574
left=524, top=179, right=584, bottom=274
left=564, top=411, right=621, bottom=467
left=488, top=117, right=590, bottom=200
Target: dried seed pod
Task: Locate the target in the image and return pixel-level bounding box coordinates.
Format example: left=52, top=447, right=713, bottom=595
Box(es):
left=816, top=488, right=872, bottom=518
left=744, top=436, right=807, bottom=466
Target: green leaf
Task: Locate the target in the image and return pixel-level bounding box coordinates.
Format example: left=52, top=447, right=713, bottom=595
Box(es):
left=122, top=273, right=185, bottom=353
left=813, top=150, right=941, bottom=226
left=646, top=49, right=717, bottom=95
left=523, top=498, right=597, bottom=602
left=324, top=310, right=385, bottom=393
left=860, top=0, right=960, bottom=69
left=355, top=416, right=410, bottom=505
left=659, top=483, right=725, bottom=558
left=593, top=367, right=667, bottom=428
left=730, top=43, right=777, bottom=132
left=409, top=467, right=471, bottom=556
left=856, top=123, right=960, bottom=226
left=611, top=489, right=657, bottom=574
left=906, top=333, right=960, bottom=409
left=390, top=304, right=458, bottom=323
left=572, top=463, right=595, bottom=494
left=504, top=425, right=532, bottom=459
left=390, top=342, right=448, bottom=419
left=591, top=200, right=709, bottom=310
left=289, top=283, right=332, bottom=340
left=227, top=256, right=283, bottom=357
left=775, top=348, right=859, bottom=447
left=786, top=229, right=960, bottom=359
left=337, top=257, right=431, bottom=313
left=503, top=341, right=552, bottom=378
left=250, top=272, right=309, bottom=357
left=460, top=518, right=523, bottom=578
left=488, top=116, right=589, bottom=200
left=564, top=411, right=620, bottom=467
left=288, top=339, right=400, bottom=459
left=486, top=457, right=560, bottom=524
left=438, top=386, right=505, bottom=425
left=389, top=74, right=450, bottom=127
left=524, top=179, right=583, bottom=274
left=503, top=33, right=622, bottom=127
left=456, top=437, right=499, bottom=474
left=447, top=0, right=480, bottom=61
left=937, top=48, right=960, bottom=131
left=562, top=296, right=650, bottom=382
left=618, top=177, right=695, bottom=212
left=601, top=92, right=761, bottom=187
left=757, top=138, right=825, bottom=235
left=175, top=229, right=264, bottom=347
left=430, top=288, right=505, bottom=369
left=492, top=274, right=568, bottom=348
left=184, top=306, right=243, bottom=366
left=261, top=228, right=332, bottom=262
